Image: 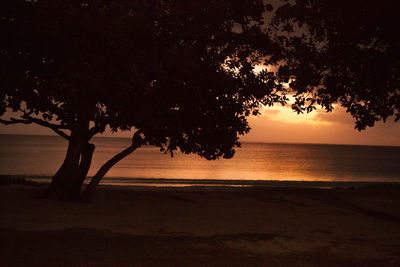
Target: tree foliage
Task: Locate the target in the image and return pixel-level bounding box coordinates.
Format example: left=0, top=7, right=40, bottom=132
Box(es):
left=2, top=0, right=399, bottom=200
left=0, top=0, right=285, bottom=199
left=273, top=0, right=400, bottom=130
left=1, top=0, right=287, bottom=157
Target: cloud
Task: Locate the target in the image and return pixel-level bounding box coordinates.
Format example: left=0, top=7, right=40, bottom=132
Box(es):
left=244, top=105, right=400, bottom=146
left=263, top=109, right=280, bottom=115
left=314, top=107, right=354, bottom=125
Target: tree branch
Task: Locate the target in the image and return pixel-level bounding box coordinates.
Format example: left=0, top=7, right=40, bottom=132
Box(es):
left=30, top=118, right=71, bottom=140
left=0, top=117, right=29, bottom=125
left=82, top=130, right=144, bottom=200
left=16, top=107, right=70, bottom=130
left=88, top=124, right=106, bottom=139
left=24, top=116, right=69, bottom=129
left=0, top=117, right=70, bottom=140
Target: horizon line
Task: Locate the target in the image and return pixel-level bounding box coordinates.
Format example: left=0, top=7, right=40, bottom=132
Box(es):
left=1, top=132, right=399, bottom=148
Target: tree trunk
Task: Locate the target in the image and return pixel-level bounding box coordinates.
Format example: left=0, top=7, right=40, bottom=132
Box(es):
left=46, top=141, right=95, bottom=200
left=82, top=131, right=144, bottom=201
left=71, top=143, right=95, bottom=199
left=46, top=126, right=143, bottom=201
left=45, top=120, right=94, bottom=200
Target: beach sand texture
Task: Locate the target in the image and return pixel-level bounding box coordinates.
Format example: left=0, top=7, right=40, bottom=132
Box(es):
left=1, top=183, right=400, bottom=266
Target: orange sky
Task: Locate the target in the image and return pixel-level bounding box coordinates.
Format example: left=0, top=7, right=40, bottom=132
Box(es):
left=1, top=105, right=400, bottom=146
left=241, top=105, right=400, bottom=146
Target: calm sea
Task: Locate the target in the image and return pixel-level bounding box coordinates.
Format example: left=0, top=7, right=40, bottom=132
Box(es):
left=0, top=134, right=399, bottom=184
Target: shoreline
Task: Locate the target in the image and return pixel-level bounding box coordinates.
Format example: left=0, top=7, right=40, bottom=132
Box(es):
left=1, top=181, right=400, bottom=265
left=2, top=174, right=400, bottom=189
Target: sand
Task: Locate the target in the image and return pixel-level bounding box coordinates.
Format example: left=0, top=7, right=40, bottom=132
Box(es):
left=1, top=182, right=400, bottom=266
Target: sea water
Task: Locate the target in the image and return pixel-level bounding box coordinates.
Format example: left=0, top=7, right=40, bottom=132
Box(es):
left=0, top=134, right=399, bottom=183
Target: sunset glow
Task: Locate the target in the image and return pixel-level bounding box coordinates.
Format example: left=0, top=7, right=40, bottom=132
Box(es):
left=1, top=1, right=400, bottom=265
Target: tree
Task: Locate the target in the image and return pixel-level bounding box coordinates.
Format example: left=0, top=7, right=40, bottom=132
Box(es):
left=272, top=0, right=400, bottom=130
left=1, top=0, right=285, bottom=200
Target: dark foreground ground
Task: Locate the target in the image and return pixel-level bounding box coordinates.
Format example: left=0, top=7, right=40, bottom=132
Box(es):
left=1, top=182, right=400, bottom=266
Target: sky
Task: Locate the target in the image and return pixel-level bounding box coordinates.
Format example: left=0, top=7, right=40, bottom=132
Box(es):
left=241, top=105, right=400, bottom=146
left=1, top=104, right=400, bottom=146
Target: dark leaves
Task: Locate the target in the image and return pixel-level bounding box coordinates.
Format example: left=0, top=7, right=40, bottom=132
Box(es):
left=274, top=0, right=400, bottom=130
left=0, top=0, right=280, bottom=160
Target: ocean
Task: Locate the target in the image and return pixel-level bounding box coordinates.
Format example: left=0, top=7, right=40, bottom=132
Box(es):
left=0, top=134, right=399, bottom=185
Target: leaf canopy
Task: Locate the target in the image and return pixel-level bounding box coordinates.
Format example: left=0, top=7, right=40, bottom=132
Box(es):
left=273, top=0, right=400, bottom=130
left=1, top=0, right=285, bottom=159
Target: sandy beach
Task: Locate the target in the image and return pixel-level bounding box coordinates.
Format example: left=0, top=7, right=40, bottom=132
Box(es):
left=1, top=181, right=400, bottom=266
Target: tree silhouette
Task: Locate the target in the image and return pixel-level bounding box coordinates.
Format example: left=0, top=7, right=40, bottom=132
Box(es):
left=0, top=0, right=285, bottom=200
left=273, top=0, right=400, bottom=130
left=3, top=0, right=398, bottom=200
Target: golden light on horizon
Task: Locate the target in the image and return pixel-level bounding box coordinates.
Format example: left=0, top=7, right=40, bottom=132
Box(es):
left=258, top=95, right=335, bottom=126
left=253, top=64, right=328, bottom=125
